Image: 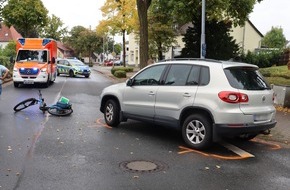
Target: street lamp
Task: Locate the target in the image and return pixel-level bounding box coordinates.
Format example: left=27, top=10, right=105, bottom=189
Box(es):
left=200, top=0, right=206, bottom=59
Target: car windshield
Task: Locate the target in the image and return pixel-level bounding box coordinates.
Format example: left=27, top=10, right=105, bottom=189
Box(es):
left=224, top=67, right=271, bottom=90
left=69, top=60, right=85, bottom=66
left=16, top=50, right=48, bottom=63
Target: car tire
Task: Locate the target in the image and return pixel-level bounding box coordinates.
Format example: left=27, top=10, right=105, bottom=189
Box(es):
left=69, top=70, right=74, bottom=77
left=14, top=82, right=20, bottom=88
left=182, top=114, right=212, bottom=150
left=104, top=99, right=120, bottom=127
left=57, top=70, right=60, bottom=76
left=85, top=75, right=90, bottom=78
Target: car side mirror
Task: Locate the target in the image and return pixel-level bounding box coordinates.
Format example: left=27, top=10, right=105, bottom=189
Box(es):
left=51, top=57, right=56, bottom=64
left=126, top=78, right=134, bottom=86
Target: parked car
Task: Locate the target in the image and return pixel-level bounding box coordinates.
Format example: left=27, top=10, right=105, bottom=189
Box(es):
left=103, top=60, right=113, bottom=66
left=100, top=58, right=277, bottom=150
left=113, top=60, right=122, bottom=66
left=57, top=59, right=91, bottom=78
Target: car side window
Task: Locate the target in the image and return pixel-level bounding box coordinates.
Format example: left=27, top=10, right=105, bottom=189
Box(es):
left=186, top=65, right=201, bottom=86
left=199, top=66, right=210, bottom=85
left=133, top=65, right=166, bottom=86
left=164, top=64, right=192, bottom=86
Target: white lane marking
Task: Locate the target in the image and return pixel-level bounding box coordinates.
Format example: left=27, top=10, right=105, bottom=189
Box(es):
left=220, top=141, right=255, bottom=158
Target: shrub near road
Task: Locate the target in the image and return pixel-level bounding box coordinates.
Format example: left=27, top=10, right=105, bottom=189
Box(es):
left=260, top=65, right=290, bottom=86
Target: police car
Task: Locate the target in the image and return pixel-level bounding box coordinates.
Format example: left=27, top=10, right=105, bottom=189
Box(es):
left=57, top=58, right=91, bottom=78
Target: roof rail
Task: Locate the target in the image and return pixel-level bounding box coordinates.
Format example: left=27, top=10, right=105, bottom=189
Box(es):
left=161, top=58, right=221, bottom=63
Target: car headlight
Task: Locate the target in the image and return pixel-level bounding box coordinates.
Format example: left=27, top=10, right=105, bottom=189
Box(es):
left=41, top=68, right=47, bottom=72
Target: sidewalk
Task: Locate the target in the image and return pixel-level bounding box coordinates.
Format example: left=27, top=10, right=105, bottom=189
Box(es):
left=93, top=64, right=290, bottom=146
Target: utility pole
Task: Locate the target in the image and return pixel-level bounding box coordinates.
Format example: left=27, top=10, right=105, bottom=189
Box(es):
left=200, top=0, right=206, bottom=59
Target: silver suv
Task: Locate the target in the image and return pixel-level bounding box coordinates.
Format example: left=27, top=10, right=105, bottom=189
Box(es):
left=100, top=59, right=276, bottom=149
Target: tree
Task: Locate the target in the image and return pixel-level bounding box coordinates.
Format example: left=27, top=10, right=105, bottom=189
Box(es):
left=170, top=0, right=263, bottom=27
left=78, top=29, right=103, bottom=64
left=0, top=0, right=6, bottom=22
left=181, top=16, right=239, bottom=60
left=64, top=26, right=87, bottom=56
left=136, top=0, right=152, bottom=69
left=97, top=0, right=137, bottom=66
left=148, top=0, right=177, bottom=60
left=168, top=0, right=263, bottom=59
left=114, top=43, right=122, bottom=55
left=0, top=41, right=16, bottom=57
left=64, top=26, right=103, bottom=60
left=261, top=27, right=287, bottom=49
left=2, top=0, right=48, bottom=37
left=39, top=14, right=68, bottom=41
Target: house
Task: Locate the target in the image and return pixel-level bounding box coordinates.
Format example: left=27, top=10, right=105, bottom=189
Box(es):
left=0, top=22, right=75, bottom=59
left=0, top=23, right=22, bottom=48
left=56, top=41, right=75, bottom=58
left=127, top=20, right=264, bottom=66
left=230, top=19, right=263, bottom=53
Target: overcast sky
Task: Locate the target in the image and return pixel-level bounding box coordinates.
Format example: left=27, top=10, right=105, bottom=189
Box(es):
left=41, top=0, right=290, bottom=40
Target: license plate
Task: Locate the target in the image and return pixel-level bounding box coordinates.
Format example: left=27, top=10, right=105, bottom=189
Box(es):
left=23, top=80, right=34, bottom=84
left=254, top=114, right=270, bottom=121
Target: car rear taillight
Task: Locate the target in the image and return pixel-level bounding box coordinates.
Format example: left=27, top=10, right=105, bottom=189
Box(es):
left=218, top=91, right=249, bottom=103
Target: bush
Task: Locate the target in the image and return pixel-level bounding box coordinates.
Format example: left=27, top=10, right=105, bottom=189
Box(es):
left=113, top=70, right=127, bottom=78
left=240, top=50, right=283, bottom=68
left=111, top=66, right=134, bottom=75
left=0, top=56, right=13, bottom=70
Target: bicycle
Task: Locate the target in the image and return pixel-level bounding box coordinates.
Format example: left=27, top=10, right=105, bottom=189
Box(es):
left=13, top=90, right=73, bottom=116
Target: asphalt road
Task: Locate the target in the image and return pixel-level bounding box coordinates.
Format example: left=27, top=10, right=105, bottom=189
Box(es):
left=0, top=70, right=290, bottom=190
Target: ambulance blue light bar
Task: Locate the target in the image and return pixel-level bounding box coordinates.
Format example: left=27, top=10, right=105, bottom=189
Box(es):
left=42, top=39, right=51, bottom=46
left=18, top=38, right=25, bottom=45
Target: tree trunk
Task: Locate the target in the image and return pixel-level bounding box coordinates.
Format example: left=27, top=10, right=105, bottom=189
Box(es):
left=158, top=41, right=163, bottom=61
left=136, top=0, right=151, bottom=69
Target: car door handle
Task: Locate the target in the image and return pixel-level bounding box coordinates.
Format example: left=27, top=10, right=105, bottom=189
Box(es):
left=183, top=93, right=191, bottom=97
left=148, top=91, right=155, bottom=96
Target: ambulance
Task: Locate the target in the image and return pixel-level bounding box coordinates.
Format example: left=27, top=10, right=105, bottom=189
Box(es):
left=13, top=38, right=57, bottom=87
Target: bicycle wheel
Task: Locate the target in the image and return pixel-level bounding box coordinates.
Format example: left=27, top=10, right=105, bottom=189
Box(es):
left=47, top=107, right=73, bottom=116
left=14, top=98, right=37, bottom=112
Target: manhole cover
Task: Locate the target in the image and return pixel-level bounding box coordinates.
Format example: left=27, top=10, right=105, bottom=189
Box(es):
left=120, top=160, right=167, bottom=173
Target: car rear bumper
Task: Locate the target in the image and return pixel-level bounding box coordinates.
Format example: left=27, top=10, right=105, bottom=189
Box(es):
left=214, top=120, right=277, bottom=137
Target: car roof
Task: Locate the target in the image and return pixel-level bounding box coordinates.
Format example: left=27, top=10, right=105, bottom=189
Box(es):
left=157, top=58, right=258, bottom=69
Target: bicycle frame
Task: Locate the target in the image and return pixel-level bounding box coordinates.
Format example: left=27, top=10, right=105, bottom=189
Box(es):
left=14, top=90, right=73, bottom=116
left=37, top=90, right=48, bottom=112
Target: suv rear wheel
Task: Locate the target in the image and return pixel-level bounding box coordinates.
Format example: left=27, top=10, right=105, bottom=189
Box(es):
left=182, top=114, right=212, bottom=150
left=104, top=99, right=120, bottom=127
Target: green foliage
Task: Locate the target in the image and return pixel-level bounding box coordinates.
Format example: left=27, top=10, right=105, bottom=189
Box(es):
left=170, top=0, right=260, bottom=27
left=0, top=56, right=13, bottom=70
left=111, top=66, right=134, bottom=75
left=181, top=17, right=239, bottom=60
left=39, top=14, right=68, bottom=41
left=63, top=26, right=102, bottom=58
left=240, top=50, right=282, bottom=68
left=113, top=70, right=127, bottom=78
left=148, top=0, right=177, bottom=60
left=0, top=41, right=16, bottom=57
left=261, top=27, right=287, bottom=49
left=2, top=0, right=48, bottom=37
left=260, top=66, right=290, bottom=86
left=0, top=0, right=6, bottom=22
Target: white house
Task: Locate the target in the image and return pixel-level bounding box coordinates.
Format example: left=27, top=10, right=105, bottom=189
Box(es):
left=127, top=20, right=263, bottom=67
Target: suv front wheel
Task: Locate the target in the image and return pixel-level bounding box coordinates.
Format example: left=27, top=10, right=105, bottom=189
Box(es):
left=182, top=114, right=212, bottom=150
left=104, top=99, right=120, bottom=127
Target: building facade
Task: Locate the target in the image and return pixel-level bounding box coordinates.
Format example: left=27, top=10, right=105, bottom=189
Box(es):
left=127, top=20, right=263, bottom=67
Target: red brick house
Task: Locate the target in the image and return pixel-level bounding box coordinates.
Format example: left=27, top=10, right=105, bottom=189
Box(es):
left=0, top=22, right=22, bottom=48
